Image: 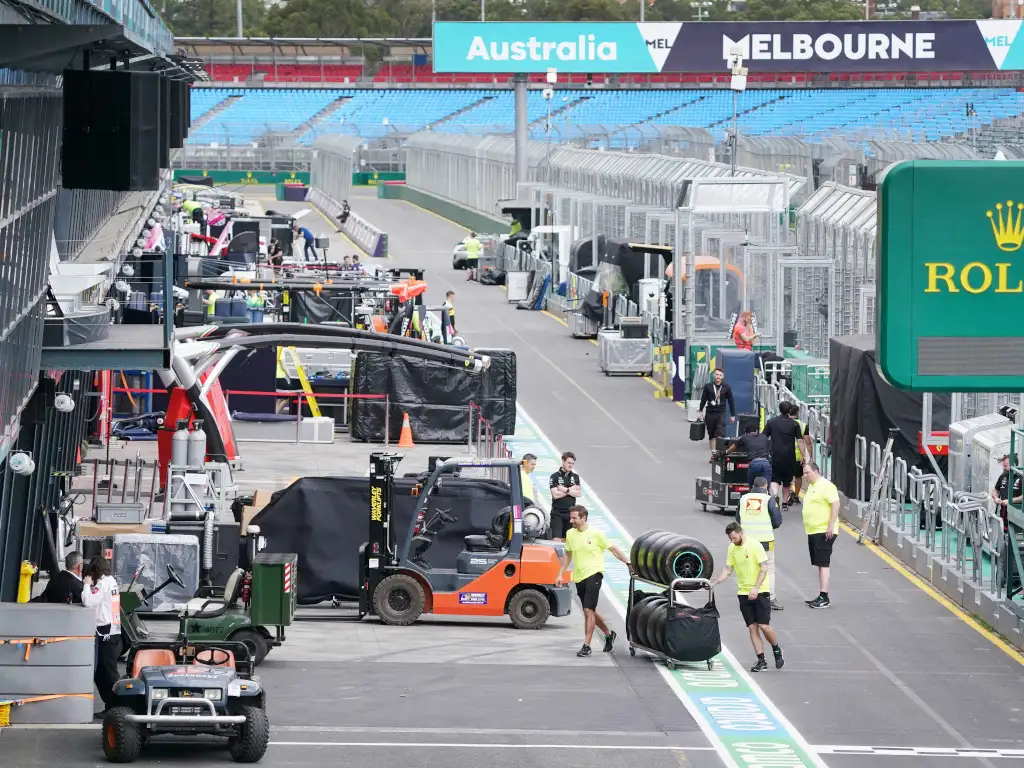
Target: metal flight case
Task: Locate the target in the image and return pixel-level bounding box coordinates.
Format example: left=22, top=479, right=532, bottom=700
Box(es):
left=626, top=576, right=718, bottom=671
left=696, top=446, right=752, bottom=514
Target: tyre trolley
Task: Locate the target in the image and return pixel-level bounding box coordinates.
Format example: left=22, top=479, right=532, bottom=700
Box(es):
left=626, top=576, right=718, bottom=671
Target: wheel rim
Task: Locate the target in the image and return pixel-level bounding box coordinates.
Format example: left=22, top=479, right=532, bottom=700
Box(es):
left=672, top=551, right=704, bottom=579
left=519, top=599, right=539, bottom=620
left=388, top=587, right=412, bottom=613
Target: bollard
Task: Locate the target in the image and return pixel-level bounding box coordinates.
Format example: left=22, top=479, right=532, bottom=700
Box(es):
left=17, top=561, right=37, bottom=603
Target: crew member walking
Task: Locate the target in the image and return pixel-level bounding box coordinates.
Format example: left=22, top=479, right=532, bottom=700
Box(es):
left=293, top=223, right=318, bottom=263
left=708, top=522, right=785, bottom=672
left=464, top=232, right=481, bottom=282
left=993, top=454, right=1022, bottom=532
left=763, top=402, right=804, bottom=508
left=698, top=368, right=736, bottom=457
left=555, top=505, right=632, bottom=657
left=81, top=556, right=122, bottom=715
left=549, top=451, right=581, bottom=540
left=799, top=462, right=840, bottom=609
left=737, top=477, right=784, bottom=611
left=729, top=421, right=772, bottom=486
left=443, top=290, right=457, bottom=344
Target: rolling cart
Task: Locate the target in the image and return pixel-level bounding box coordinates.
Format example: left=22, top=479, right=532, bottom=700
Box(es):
left=626, top=576, right=718, bottom=671
left=696, top=449, right=752, bottom=514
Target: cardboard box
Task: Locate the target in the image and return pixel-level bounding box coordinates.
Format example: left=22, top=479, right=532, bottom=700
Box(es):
left=241, top=490, right=274, bottom=535
left=77, top=521, right=151, bottom=539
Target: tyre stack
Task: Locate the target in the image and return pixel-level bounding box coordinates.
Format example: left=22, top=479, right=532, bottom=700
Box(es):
left=627, top=531, right=714, bottom=657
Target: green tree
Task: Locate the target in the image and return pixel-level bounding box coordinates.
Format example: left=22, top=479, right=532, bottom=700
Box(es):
left=160, top=0, right=267, bottom=36
left=646, top=0, right=736, bottom=21
left=263, top=0, right=394, bottom=37
left=741, top=0, right=864, bottom=20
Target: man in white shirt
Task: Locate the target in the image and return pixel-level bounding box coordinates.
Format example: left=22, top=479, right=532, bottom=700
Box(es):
left=81, top=556, right=122, bottom=714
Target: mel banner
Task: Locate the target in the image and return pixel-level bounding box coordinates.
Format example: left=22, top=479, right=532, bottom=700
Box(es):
left=432, top=20, right=1024, bottom=73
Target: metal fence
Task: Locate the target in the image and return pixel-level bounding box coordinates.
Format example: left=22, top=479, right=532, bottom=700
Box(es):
left=310, top=135, right=362, bottom=207
left=0, top=85, right=61, bottom=463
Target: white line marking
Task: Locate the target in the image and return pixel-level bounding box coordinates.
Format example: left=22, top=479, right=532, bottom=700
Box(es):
left=267, top=742, right=714, bottom=751
left=814, top=746, right=1024, bottom=759
left=518, top=406, right=830, bottom=768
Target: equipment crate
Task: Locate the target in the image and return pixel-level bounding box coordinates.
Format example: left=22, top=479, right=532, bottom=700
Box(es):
left=251, top=553, right=298, bottom=627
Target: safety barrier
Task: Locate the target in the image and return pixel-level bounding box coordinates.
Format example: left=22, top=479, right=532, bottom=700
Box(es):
left=307, top=187, right=388, bottom=259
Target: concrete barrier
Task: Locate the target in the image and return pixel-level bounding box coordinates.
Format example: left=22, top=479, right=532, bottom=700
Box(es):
left=0, top=603, right=96, bottom=724
left=377, top=183, right=508, bottom=234
left=308, top=187, right=388, bottom=258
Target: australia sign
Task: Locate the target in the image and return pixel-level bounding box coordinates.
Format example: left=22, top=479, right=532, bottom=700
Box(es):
left=432, top=20, right=1024, bottom=73
left=878, top=161, right=1024, bottom=392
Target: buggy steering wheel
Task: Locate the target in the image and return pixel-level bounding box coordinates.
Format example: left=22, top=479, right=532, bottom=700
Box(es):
left=194, top=648, right=232, bottom=666
left=166, top=564, right=186, bottom=589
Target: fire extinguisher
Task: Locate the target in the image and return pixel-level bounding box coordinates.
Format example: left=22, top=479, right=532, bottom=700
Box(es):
left=241, top=571, right=252, bottom=608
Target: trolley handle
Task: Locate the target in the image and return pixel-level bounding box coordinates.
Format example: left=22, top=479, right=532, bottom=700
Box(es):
left=669, top=577, right=713, bottom=591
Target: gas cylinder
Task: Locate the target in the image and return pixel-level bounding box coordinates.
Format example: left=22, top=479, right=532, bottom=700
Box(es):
left=187, top=420, right=207, bottom=469
left=171, top=420, right=190, bottom=468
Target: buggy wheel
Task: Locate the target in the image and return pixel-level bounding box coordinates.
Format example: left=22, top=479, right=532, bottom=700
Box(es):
left=102, top=707, right=142, bottom=763
left=373, top=574, right=426, bottom=626
left=229, top=706, right=271, bottom=763
left=230, top=628, right=269, bottom=666
left=508, top=588, right=551, bottom=630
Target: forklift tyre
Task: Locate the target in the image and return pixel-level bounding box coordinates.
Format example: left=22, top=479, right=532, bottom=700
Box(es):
left=102, top=707, right=142, bottom=763
left=229, top=628, right=269, bottom=667
left=373, top=574, right=426, bottom=626
left=508, top=588, right=551, bottom=630
left=228, top=706, right=271, bottom=763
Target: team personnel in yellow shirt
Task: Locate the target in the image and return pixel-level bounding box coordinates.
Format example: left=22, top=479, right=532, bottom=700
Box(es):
left=799, top=462, right=840, bottom=609
left=737, top=477, right=783, bottom=611
left=555, top=505, right=633, bottom=658
left=708, top=522, right=785, bottom=673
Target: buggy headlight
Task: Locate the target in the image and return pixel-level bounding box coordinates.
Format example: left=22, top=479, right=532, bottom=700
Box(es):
left=204, top=689, right=223, bottom=701
left=228, top=680, right=260, bottom=697
left=151, top=688, right=168, bottom=700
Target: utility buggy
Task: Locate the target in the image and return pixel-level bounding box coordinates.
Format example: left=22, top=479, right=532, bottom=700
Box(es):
left=102, top=639, right=269, bottom=763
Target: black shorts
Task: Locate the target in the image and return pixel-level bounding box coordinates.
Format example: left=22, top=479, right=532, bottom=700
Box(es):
left=705, top=411, right=726, bottom=439
left=770, top=456, right=801, bottom=486
left=738, top=593, right=771, bottom=627
left=575, top=572, right=604, bottom=611
left=550, top=511, right=571, bottom=539
left=808, top=532, right=835, bottom=567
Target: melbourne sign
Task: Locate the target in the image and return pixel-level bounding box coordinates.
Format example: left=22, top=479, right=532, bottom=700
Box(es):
left=878, top=160, right=1024, bottom=392
left=432, top=20, right=1024, bottom=73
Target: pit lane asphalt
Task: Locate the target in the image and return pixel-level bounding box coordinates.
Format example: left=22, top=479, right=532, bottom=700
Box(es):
left=7, top=188, right=1022, bottom=768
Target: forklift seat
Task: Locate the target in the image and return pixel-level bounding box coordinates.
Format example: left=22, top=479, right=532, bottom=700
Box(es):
left=463, top=508, right=512, bottom=552
left=179, top=568, right=245, bottom=619
left=132, top=649, right=177, bottom=677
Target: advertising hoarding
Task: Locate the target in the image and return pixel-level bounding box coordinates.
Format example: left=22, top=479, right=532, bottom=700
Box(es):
left=432, top=20, right=1024, bottom=73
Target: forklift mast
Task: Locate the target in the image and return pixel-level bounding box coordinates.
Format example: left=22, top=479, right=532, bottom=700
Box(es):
left=362, top=452, right=404, bottom=611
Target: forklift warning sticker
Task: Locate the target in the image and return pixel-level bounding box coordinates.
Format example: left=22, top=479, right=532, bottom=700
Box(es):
left=458, top=592, right=487, bottom=605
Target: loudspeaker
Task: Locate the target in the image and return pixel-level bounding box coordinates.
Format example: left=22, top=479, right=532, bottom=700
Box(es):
left=158, top=75, right=171, bottom=168
left=169, top=79, right=186, bottom=149
left=62, top=69, right=162, bottom=191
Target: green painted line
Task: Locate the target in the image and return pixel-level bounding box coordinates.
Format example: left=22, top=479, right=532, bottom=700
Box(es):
left=512, top=404, right=827, bottom=768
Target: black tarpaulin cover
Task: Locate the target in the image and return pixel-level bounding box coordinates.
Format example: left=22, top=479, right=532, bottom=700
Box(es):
left=350, top=348, right=516, bottom=442
left=250, top=476, right=516, bottom=603
left=829, top=335, right=949, bottom=499
left=178, top=176, right=215, bottom=187
left=573, top=237, right=672, bottom=322
left=288, top=290, right=359, bottom=325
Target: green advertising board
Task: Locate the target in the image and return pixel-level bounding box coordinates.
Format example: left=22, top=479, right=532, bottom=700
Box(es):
left=879, top=160, right=1024, bottom=391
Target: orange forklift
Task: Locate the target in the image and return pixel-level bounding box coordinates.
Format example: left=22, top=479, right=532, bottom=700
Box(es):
left=358, top=453, right=572, bottom=629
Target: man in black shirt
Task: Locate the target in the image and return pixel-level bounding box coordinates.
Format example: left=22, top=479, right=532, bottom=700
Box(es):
left=992, top=454, right=1023, bottom=532
left=699, top=369, right=737, bottom=457
left=32, top=552, right=84, bottom=605
left=730, top=422, right=772, bottom=486
left=763, top=402, right=804, bottom=508
left=549, top=451, right=582, bottom=540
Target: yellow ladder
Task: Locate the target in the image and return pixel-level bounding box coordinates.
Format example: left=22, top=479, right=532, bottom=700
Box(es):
left=282, top=347, right=321, bottom=418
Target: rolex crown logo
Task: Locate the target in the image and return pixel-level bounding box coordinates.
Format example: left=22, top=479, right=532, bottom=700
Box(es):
left=987, top=200, right=1024, bottom=252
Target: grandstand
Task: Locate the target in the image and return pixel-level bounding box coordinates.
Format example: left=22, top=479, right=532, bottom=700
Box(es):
left=186, top=85, right=1024, bottom=149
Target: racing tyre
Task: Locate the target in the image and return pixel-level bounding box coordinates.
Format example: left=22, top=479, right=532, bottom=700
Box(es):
left=646, top=602, right=669, bottom=655
left=102, top=707, right=142, bottom=763
left=373, top=574, right=426, bottom=626
left=229, top=706, right=271, bottom=763
left=508, top=588, right=551, bottom=630
left=658, top=536, right=715, bottom=590
left=634, top=596, right=667, bottom=649
left=642, top=532, right=678, bottom=585
left=629, top=530, right=657, bottom=574
left=627, top=595, right=661, bottom=642
left=230, top=628, right=269, bottom=667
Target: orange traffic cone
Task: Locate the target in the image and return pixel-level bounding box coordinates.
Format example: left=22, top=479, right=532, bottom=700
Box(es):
left=397, top=412, right=415, bottom=448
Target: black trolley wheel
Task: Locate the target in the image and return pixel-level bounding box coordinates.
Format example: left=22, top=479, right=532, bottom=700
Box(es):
left=629, top=646, right=636, bottom=657
left=707, top=660, right=714, bottom=670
